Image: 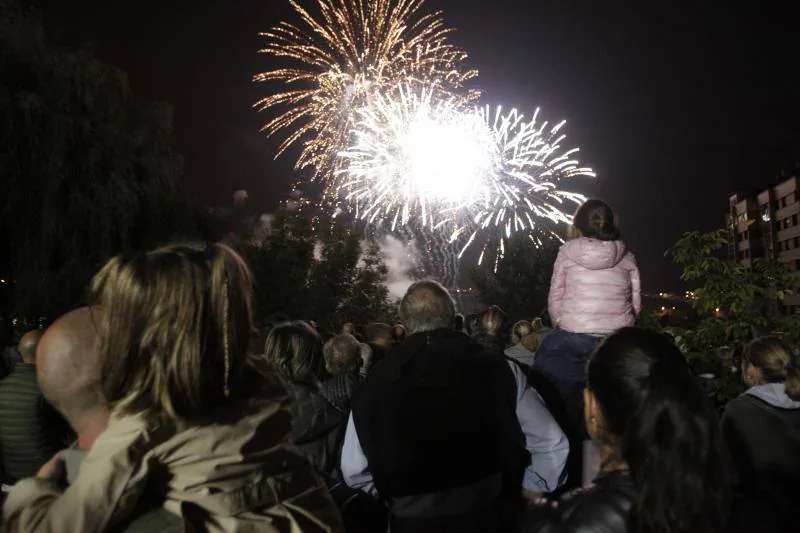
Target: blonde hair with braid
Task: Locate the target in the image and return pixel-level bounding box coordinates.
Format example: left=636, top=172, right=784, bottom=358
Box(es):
left=89, top=243, right=253, bottom=423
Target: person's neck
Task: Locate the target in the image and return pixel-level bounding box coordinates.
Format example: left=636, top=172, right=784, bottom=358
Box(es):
left=597, top=446, right=628, bottom=476
left=76, top=414, right=110, bottom=451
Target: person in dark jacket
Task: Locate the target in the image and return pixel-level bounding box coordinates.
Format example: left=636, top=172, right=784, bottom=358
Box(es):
left=0, top=324, right=21, bottom=380
left=722, top=336, right=800, bottom=533
left=342, top=281, right=535, bottom=533
left=520, top=327, right=732, bottom=533
left=321, top=333, right=368, bottom=413
left=0, top=329, right=69, bottom=489
left=265, top=321, right=346, bottom=479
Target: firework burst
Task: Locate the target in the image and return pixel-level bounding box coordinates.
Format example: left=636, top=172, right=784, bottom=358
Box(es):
left=337, top=89, right=594, bottom=269
left=337, top=85, right=496, bottom=229
left=449, top=106, right=595, bottom=269
left=254, top=0, right=477, bottom=183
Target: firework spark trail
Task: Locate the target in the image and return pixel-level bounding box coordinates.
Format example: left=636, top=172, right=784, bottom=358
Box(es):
left=255, top=0, right=477, bottom=184
left=444, top=105, right=595, bottom=270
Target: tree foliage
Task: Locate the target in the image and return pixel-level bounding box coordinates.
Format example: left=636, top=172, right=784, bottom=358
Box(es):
left=0, top=0, right=214, bottom=318
left=470, top=233, right=561, bottom=321
left=244, top=214, right=395, bottom=333
left=667, top=229, right=800, bottom=408
left=666, top=229, right=797, bottom=351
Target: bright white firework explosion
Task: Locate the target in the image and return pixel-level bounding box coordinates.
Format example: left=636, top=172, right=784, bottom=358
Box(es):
left=337, top=86, right=496, bottom=229
left=338, top=91, right=595, bottom=269
left=254, top=0, right=477, bottom=184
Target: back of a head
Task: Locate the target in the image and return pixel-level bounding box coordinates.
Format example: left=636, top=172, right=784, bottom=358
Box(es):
left=89, top=242, right=254, bottom=423
left=323, top=333, right=361, bottom=376
left=18, top=329, right=43, bottom=364
left=264, top=321, right=324, bottom=387
left=392, top=323, right=407, bottom=343
left=481, top=306, right=508, bottom=338
left=511, top=320, right=534, bottom=345
left=743, top=336, right=800, bottom=400
left=588, top=327, right=730, bottom=533
left=399, top=280, right=455, bottom=335
left=36, top=307, right=105, bottom=432
left=572, top=199, right=620, bottom=241
left=466, top=313, right=483, bottom=336
left=363, top=323, right=393, bottom=347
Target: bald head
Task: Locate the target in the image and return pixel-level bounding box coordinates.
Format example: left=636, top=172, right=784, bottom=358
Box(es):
left=36, top=307, right=107, bottom=442
left=399, top=281, right=456, bottom=335
left=18, top=329, right=43, bottom=364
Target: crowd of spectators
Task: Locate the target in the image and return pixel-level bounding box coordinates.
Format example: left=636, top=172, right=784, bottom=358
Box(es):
left=0, top=199, right=797, bottom=532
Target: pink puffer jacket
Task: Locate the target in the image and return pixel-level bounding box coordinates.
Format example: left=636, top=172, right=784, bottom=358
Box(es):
left=548, top=238, right=641, bottom=335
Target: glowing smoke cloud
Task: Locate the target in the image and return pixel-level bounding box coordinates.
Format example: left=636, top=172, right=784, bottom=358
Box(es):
left=377, top=235, right=419, bottom=299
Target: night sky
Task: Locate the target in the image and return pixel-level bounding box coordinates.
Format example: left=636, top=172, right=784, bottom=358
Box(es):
left=28, top=0, right=800, bottom=292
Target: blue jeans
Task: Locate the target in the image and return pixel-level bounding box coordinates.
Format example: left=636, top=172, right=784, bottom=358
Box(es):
left=534, top=330, right=599, bottom=441
left=534, top=330, right=599, bottom=397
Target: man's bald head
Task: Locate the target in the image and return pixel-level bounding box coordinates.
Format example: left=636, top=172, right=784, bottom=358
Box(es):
left=399, top=280, right=456, bottom=335
left=36, top=307, right=107, bottom=437
left=18, top=329, right=43, bottom=364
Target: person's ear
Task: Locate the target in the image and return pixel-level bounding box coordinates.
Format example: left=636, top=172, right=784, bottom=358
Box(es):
left=584, top=388, right=601, bottom=439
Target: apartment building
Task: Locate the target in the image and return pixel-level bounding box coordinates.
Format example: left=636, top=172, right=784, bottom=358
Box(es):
left=727, top=174, right=800, bottom=313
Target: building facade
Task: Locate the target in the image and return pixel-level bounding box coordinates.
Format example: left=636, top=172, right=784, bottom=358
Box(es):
left=727, top=175, right=800, bottom=312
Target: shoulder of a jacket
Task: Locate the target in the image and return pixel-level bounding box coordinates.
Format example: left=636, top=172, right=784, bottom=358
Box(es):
left=561, top=486, right=633, bottom=530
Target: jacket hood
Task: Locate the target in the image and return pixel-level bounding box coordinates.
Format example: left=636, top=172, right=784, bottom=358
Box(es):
left=564, top=238, right=628, bottom=270
left=745, top=383, right=800, bottom=409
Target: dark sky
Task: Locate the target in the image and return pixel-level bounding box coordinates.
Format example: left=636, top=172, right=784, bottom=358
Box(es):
left=27, top=0, right=800, bottom=291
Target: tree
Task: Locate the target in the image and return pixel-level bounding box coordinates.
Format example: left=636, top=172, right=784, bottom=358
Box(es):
left=667, top=229, right=800, bottom=409
left=470, top=233, right=561, bottom=321
left=243, top=214, right=395, bottom=332
left=0, top=0, right=212, bottom=318
left=666, top=229, right=797, bottom=352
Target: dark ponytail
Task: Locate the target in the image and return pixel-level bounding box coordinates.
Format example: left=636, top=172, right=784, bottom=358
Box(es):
left=588, top=328, right=731, bottom=533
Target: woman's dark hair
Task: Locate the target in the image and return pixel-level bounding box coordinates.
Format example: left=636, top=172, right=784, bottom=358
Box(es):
left=743, top=336, right=800, bottom=400
left=587, top=327, right=731, bottom=533
left=264, top=321, right=325, bottom=387
left=572, top=199, right=620, bottom=241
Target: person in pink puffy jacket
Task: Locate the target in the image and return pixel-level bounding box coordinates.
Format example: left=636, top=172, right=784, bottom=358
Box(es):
left=548, top=206, right=641, bottom=336
left=534, top=199, right=641, bottom=482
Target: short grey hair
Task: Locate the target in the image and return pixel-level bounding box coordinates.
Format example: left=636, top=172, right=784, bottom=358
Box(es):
left=323, top=333, right=361, bottom=375
left=399, top=280, right=456, bottom=335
